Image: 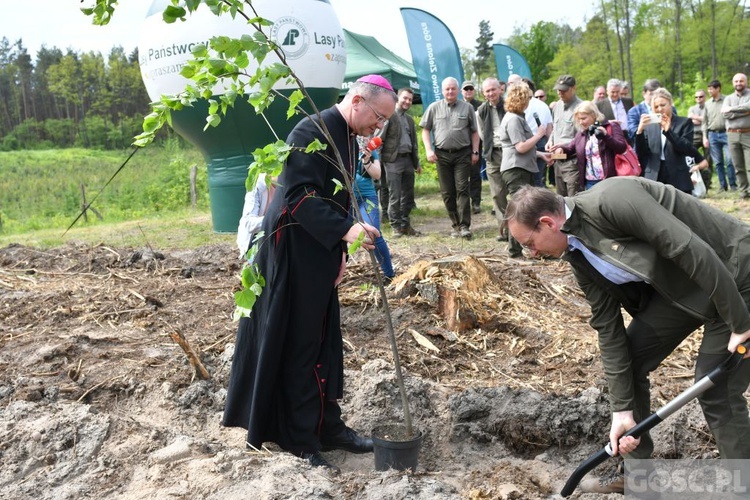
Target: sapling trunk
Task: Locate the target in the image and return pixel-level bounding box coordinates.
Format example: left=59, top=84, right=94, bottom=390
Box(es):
left=368, top=250, right=413, bottom=437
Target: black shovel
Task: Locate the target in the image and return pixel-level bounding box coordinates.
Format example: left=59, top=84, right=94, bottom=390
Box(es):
left=561, top=341, right=750, bottom=497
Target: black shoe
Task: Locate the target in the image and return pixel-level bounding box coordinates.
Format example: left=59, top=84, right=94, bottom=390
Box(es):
left=472, top=205, right=481, bottom=214
left=301, top=451, right=340, bottom=473
left=320, top=427, right=374, bottom=454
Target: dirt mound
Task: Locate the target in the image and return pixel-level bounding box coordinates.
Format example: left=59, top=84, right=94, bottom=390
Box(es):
left=0, top=241, right=714, bottom=499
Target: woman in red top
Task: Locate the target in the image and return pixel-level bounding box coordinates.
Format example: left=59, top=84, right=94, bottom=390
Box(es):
left=554, top=101, right=628, bottom=190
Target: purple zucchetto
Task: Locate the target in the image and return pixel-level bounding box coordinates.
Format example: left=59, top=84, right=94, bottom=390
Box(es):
left=356, top=74, right=394, bottom=92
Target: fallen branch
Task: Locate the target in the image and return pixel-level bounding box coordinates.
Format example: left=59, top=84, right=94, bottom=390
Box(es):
left=77, top=375, right=124, bottom=402
left=162, top=320, right=210, bottom=380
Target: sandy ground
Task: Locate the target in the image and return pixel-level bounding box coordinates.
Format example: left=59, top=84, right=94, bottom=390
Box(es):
left=0, top=195, right=740, bottom=499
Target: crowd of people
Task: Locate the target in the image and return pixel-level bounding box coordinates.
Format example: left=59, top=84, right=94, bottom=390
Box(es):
left=235, top=72, right=750, bottom=263
left=224, top=70, right=750, bottom=493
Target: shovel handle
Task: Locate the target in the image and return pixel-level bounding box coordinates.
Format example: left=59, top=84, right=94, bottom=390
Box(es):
left=561, top=339, right=750, bottom=497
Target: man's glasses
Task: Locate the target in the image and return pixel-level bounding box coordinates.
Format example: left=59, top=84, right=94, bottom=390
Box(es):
left=360, top=97, right=387, bottom=126
left=535, top=94, right=546, bottom=100
left=520, top=219, right=541, bottom=250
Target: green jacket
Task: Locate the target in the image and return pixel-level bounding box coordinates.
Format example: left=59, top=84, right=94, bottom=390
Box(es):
left=381, top=108, right=419, bottom=169
left=561, top=177, right=750, bottom=410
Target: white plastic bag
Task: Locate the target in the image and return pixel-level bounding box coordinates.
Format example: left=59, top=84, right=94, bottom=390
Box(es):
left=691, top=170, right=707, bottom=198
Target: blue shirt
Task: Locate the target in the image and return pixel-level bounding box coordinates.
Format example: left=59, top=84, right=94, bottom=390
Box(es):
left=354, top=150, right=380, bottom=202
left=564, top=205, right=643, bottom=284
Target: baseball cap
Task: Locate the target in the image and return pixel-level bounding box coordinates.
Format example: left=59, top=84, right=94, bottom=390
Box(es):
left=553, top=75, right=576, bottom=91
left=461, top=80, right=475, bottom=90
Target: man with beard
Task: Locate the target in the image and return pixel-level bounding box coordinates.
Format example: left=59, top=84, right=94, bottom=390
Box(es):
left=381, top=87, right=422, bottom=237
left=723, top=73, right=750, bottom=198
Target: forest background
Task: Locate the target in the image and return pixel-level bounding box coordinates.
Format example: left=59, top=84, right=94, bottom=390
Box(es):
left=0, top=0, right=748, bottom=233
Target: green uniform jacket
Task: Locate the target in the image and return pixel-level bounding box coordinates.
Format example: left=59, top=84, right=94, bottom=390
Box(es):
left=561, top=177, right=750, bottom=410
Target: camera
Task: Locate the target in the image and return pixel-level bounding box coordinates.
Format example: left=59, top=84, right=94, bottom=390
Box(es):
left=587, top=121, right=605, bottom=139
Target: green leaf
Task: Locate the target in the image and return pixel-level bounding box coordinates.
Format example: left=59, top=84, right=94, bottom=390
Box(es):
left=333, top=178, right=344, bottom=195
left=180, top=66, right=198, bottom=79
left=191, top=43, right=209, bottom=57
left=305, top=139, right=327, bottom=153
left=204, top=114, right=222, bottom=130
left=184, top=0, right=202, bottom=11
left=235, top=51, right=249, bottom=69
left=234, top=288, right=257, bottom=310
left=240, top=265, right=255, bottom=288
left=163, top=5, right=186, bottom=23
left=348, top=231, right=365, bottom=255
left=287, top=90, right=305, bottom=119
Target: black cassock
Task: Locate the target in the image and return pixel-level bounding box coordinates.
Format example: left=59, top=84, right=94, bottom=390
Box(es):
left=222, top=106, right=357, bottom=455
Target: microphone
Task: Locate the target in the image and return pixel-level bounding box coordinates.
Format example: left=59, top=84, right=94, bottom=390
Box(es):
left=360, top=136, right=382, bottom=161
left=533, top=112, right=541, bottom=127
left=366, top=136, right=382, bottom=152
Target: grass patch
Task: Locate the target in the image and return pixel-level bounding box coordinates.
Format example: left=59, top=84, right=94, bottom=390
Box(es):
left=0, top=209, right=235, bottom=250
left=0, top=141, right=209, bottom=235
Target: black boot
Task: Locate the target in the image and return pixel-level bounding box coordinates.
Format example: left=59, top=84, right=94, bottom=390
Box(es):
left=320, top=427, right=374, bottom=454
left=301, top=451, right=340, bottom=473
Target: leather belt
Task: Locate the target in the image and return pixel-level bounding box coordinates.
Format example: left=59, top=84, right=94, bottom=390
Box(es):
left=728, top=128, right=750, bottom=133
left=397, top=152, right=412, bottom=157
left=435, top=146, right=470, bottom=154
left=708, top=129, right=726, bottom=133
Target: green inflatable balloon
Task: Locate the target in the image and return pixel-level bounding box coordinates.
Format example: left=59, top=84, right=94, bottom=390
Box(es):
left=138, top=0, right=346, bottom=232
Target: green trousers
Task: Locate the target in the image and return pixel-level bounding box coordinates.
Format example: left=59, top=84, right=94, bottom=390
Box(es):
left=625, top=291, right=750, bottom=459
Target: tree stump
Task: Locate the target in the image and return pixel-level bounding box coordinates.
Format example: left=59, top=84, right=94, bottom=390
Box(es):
left=392, top=255, right=499, bottom=332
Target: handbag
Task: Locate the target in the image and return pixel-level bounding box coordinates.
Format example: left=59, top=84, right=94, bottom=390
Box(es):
left=606, top=124, right=642, bottom=176
left=614, top=144, right=642, bottom=177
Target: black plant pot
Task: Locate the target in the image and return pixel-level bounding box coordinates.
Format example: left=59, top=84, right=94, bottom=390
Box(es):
left=372, top=424, right=423, bottom=472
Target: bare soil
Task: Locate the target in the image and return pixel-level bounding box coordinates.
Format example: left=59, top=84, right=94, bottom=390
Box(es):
left=1, top=192, right=747, bottom=499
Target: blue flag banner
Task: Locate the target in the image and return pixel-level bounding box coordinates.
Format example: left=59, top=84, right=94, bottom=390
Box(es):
left=400, top=8, right=463, bottom=108
left=493, top=44, right=532, bottom=83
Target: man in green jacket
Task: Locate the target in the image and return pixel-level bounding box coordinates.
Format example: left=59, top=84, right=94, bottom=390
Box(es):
left=505, top=177, right=750, bottom=492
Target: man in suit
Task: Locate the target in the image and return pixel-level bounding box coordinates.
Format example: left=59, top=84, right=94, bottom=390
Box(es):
left=381, top=87, right=422, bottom=237
left=596, top=78, right=634, bottom=141
left=505, top=177, right=750, bottom=493
left=592, top=85, right=606, bottom=103
left=627, top=78, right=662, bottom=143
